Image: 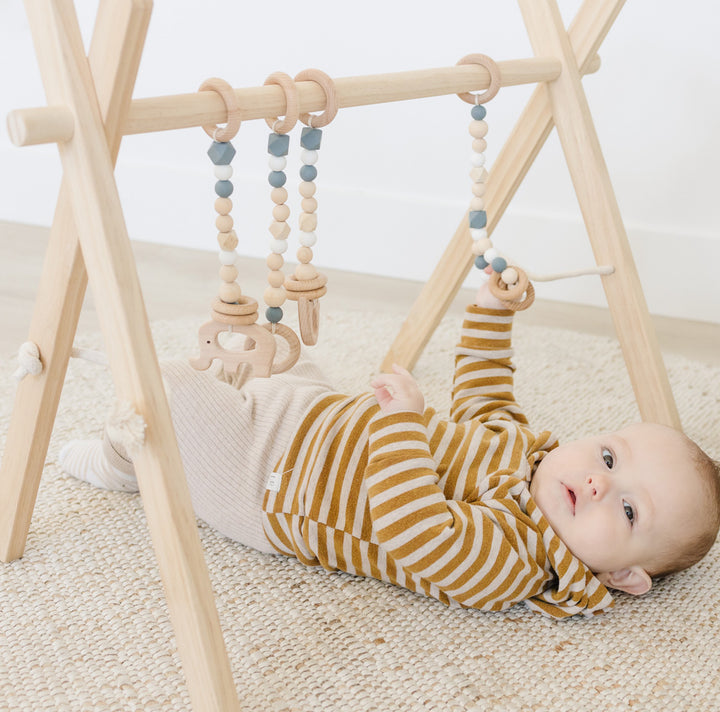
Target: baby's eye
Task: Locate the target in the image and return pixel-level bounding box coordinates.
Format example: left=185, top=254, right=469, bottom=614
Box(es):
left=623, top=501, right=635, bottom=524
left=602, top=447, right=614, bottom=469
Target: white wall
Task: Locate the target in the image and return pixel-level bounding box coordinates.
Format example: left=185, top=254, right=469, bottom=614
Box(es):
left=1, top=0, right=718, bottom=323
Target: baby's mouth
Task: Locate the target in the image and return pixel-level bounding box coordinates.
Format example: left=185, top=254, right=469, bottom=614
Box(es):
left=565, top=486, right=576, bottom=514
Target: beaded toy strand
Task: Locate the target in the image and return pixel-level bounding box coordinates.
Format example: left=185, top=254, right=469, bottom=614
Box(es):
left=283, top=68, right=338, bottom=346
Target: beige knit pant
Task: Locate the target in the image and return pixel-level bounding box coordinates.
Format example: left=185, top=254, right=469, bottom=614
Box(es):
left=108, top=356, right=334, bottom=553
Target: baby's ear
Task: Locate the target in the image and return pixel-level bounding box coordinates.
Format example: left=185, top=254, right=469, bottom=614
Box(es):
left=597, top=567, right=652, bottom=596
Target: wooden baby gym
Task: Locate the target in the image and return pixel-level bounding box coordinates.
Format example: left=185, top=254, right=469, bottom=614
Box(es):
left=1, top=0, right=680, bottom=709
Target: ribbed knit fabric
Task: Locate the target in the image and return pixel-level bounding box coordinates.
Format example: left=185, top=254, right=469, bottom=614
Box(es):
left=159, top=356, right=334, bottom=553
left=263, top=306, right=615, bottom=618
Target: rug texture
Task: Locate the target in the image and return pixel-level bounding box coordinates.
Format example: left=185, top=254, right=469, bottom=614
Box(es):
left=0, top=307, right=718, bottom=712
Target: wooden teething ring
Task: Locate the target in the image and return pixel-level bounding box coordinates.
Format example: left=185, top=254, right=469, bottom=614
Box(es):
left=199, top=77, right=241, bottom=142
left=294, top=68, right=338, bottom=128
left=488, top=270, right=536, bottom=311
left=456, top=54, right=502, bottom=105
left=244, top=323, right=301, bottom=374
left=264, top=71, right=299, bottom=134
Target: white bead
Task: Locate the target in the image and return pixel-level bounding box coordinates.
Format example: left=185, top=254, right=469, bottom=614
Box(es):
left=268, top=155, right=287, bottom=171
left=301, top=149, right=318, bottom=165
left=470, top=228, right=488, bottom=242
left=218, top=249, right=237, bottom=266
left=270, top=238, right=288, bottom=254
left=501, top=267, right=519, bottom=285
left=470, top=152, right=486, bottom=168
left=484, top=247, right=499, bottom=262
left=214, top=164, right=233, bottom=180
left=299, top=231, right=317, bottom=247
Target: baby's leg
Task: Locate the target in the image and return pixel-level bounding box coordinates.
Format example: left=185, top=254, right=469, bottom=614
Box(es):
left=61, top=355, right=333, bottom=553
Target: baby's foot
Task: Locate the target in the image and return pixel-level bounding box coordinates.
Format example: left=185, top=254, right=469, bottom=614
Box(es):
left=59, top=439, right=139, bottom=492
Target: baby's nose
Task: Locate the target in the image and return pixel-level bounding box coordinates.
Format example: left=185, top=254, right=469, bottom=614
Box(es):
left=586, top=473, right=608, bottom=499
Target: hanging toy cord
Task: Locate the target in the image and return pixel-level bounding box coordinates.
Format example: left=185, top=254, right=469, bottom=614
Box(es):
left=456, top=55, right=614, bottom=310
left=283, top=68, right=338, bottom=346
left=457, top=54, right=536, bottom=311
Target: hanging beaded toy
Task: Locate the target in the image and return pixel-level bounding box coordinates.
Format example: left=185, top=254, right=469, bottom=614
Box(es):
left=457, top=54, right=535, bottom=311
left=190, top=76, right=300, bottom=377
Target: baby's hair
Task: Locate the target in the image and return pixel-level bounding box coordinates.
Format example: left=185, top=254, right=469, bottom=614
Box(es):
left=651, top=437, right=720, bottom=579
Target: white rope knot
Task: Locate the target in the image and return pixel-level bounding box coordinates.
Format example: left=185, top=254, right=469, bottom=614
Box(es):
left=14, top=341, right=43, bottom=382
left=106, top=401, right=146, bottom=459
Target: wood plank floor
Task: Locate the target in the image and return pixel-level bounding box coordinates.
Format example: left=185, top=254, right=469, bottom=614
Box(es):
left=1, top=220, right=717, bottom=365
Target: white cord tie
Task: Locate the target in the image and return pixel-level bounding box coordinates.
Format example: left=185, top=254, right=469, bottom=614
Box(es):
left=13, top=341, right=43, bottom=382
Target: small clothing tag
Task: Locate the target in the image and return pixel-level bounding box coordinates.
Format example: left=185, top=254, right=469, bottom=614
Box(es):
left=267, top=471, right=283, bottom=492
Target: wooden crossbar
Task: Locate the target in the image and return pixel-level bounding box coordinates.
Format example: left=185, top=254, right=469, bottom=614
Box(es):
left=0, top=0, right=680, bottom=709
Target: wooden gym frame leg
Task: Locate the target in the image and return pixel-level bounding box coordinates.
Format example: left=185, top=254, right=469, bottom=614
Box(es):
left=383, top=0, right=680, bottom=429
left=0, top=1, right=241, bottom=710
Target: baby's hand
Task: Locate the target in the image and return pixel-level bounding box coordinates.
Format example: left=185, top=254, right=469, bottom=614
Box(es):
left=371, top=364, right=425, bottom=415
left=475, top=276, right=508, bottom=310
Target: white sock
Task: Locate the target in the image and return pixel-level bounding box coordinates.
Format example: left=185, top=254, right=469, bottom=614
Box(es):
left=59, top=437, right=139, bottom=492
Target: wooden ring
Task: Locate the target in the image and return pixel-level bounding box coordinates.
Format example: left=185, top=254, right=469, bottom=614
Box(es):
left=264, top=71, right=299, bottom=134
left=295, top=68, right=338, bottom=128
left=456, top=54, right=501, bottom=105
left=212, top=296, right=258, bottom=316
left=502, top=281, right=535, bottom=312
left=283, top=286, right=327, bottom=301
left=199, top=77, right=242, bottom=141
left=488, top=268, right=528, bottom=302
left=245, top=323, right=301, bottom=374
left=211, top=310, right=259, bottom=326
left=284, top=273, right=328, bottom=292
left=298, top=297, right=320, bottom=346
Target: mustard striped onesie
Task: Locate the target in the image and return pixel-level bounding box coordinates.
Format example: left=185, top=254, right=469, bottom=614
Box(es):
left=263, top=306, right=613, bottom=619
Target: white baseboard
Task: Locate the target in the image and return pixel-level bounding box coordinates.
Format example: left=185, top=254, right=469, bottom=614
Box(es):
left=3, top=150, right=718, bottom=324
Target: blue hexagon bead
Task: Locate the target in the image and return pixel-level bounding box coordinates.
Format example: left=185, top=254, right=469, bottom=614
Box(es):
left=300, top=126, right=322, bottom=150
left=215, top=180, right=233, bottom=198
left=299, top=164, right=317, bottom=182
left=471, top=104, right=487, bottom=120
left=474, top=255, right=489, bottom=270
left=268, top=133, right=290, bottom=157
left=268, top=171, right=287, bottom=188
left=469, top=210, right=487, bottom=229
left=266, top=306, right=283, bottom=323
left=491, top=256, right=507, bottom=273
left=208, top=141, right=236, bottom=165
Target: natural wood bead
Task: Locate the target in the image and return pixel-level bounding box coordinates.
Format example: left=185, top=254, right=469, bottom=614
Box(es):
left=299, top=212, right=318, bottom=232
left=267, top=269, right=285, bottom=287
left=272, top=204, right=291, bottom=222
left=296, top=246, right=313, bottom=264
left=218, top=281, right=243, bottom=304
left=472, top=182, right=487, bottom=198
left=295, top=263, right=317, bottom=281
left=266, top=253, right=283, bottom=271
left=215, top=214, right=233, bottom=232
left=301, top=197, right=318, bottom=214
left=269, top=220, right=291, bottom=239
left=472, top=138, right=487, bottom=154
left=470, top=167, right=488, bottom=183
left=271, top=187, right=288, bottom=205
left=298, top=181, right=316, bottom=198
left=263, top=286, right=286, bottom=308
left=214, top=197, right=232, bottom=215
left=470, top=196, right=485, bottom=211
left=217, top=230, right=238, bottom=251
left=219, top=264, right=238, bottom=283
left=469, top=120, right=488, bottom=139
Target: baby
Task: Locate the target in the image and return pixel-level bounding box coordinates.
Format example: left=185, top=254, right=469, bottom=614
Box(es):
left=60, top=284, right=720, bottom=618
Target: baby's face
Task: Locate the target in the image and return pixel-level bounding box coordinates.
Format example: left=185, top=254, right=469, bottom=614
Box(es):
left=530, top=423, right=698, bottom=579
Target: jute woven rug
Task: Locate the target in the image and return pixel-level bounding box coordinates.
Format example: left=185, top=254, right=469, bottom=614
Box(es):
left=0, top=307, right=718, bottom=712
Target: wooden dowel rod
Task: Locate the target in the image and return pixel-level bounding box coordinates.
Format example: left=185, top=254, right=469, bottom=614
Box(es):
left=6, top=105, right=74, bottom=146
left=9, top=56, right=572, bottom=146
